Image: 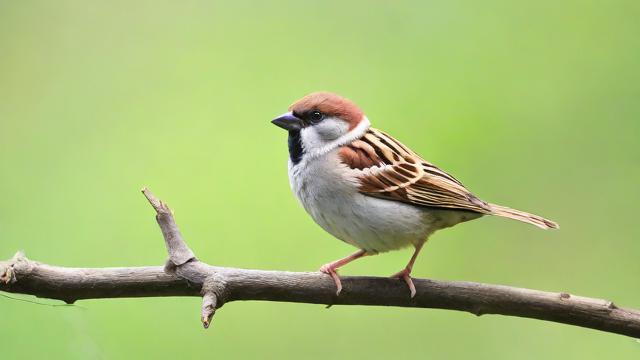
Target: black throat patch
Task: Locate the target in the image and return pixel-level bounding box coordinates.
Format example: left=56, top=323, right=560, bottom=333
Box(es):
left=288, top=130, right=304, bottom=165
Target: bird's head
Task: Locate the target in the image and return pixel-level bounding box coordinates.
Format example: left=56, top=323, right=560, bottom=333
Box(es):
left=271, top=92, right=370, bottom=162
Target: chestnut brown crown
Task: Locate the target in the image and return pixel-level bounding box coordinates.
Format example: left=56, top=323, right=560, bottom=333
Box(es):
left=288, top=92, right=365, bottom=130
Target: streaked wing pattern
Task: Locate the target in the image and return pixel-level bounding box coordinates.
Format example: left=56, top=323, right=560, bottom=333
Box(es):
left=339, top=128, right=492, bottom=213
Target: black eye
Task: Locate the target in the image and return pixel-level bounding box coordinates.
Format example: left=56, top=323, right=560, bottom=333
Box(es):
left=309, top=110, right=324, bottom=123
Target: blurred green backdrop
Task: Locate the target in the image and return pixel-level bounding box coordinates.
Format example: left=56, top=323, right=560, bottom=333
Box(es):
left=1, top=1, right=639, bottom=359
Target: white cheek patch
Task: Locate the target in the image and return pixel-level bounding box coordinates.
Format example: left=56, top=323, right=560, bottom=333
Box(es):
left=315, top=118, right=350, bottom=140
left=298, top=116, right=371, bottom=164
left=300, top=118, right=349, bottom=155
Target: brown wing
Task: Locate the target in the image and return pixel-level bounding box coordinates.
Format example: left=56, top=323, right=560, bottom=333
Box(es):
left=339, top=128, right=492, bottom=213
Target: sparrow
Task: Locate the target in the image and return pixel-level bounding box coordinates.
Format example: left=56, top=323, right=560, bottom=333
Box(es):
left=271, top=92, right=558, bottom=297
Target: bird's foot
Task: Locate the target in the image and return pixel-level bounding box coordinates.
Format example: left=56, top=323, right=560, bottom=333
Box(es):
left=319, top=263, right=342, bottom=296
left=391, top=268, right=416, bottom=298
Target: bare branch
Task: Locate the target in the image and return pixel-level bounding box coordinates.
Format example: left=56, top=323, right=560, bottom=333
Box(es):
left=141, top=187, right=195, bottom=266
left=201, top=292, right=217, bottom=329
left=1, top=188, right=639, bottom=338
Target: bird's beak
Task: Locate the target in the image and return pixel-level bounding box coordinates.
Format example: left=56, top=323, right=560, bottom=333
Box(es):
left=271, top=112, right=303, bottom=131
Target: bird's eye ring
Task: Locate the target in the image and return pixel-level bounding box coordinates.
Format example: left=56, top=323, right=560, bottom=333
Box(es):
left=309, top=110, right=324, bottom=123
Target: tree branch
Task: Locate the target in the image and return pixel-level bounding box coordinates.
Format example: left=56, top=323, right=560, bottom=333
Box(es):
left=1, top=189, right=639, bottom=337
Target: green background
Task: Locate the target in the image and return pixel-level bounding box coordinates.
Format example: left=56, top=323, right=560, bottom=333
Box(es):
left=1, top=1, right=639, bottom=359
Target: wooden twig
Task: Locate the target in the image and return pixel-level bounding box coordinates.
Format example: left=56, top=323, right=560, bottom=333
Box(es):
left=1, top=188, right=639, bottom=337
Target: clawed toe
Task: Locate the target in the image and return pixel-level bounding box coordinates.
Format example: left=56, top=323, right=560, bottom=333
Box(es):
left=318, top=250, right=369, bottom=297
left=319, top=265, right=342, bottom=296
left=391, top=268, right=416, bottom=298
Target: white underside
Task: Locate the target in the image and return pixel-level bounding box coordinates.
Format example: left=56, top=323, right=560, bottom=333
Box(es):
left=289, top=150, right=479, bottom=253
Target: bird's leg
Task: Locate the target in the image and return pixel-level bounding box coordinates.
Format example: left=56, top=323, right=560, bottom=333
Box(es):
left=319, top=249, right=369, bottom=296
left=391, top=242, right=425, bottom=298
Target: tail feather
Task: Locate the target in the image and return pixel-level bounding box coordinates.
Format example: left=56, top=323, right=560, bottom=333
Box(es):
left=488, top=203, right=559, bottom=230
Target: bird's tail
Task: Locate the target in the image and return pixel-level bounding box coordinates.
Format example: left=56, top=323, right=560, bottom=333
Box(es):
left=487, top=203, right=559, bottom=230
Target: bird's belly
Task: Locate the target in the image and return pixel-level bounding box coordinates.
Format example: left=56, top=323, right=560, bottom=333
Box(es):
left=309, top=193, right=440, bottom=253
left=290, top=158, right=459, bottom=253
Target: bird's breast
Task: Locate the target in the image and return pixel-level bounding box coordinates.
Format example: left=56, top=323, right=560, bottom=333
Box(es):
left=287, top=151, right=443, bottom=253
left=288, top=152, right=359, bottom=219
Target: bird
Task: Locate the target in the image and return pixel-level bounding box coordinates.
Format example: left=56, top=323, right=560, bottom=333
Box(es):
left=271, top=91, right=558, bottom=298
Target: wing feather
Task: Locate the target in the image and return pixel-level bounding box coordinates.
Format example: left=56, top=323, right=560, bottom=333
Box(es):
left=339, top=128, right=491, bottom=213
